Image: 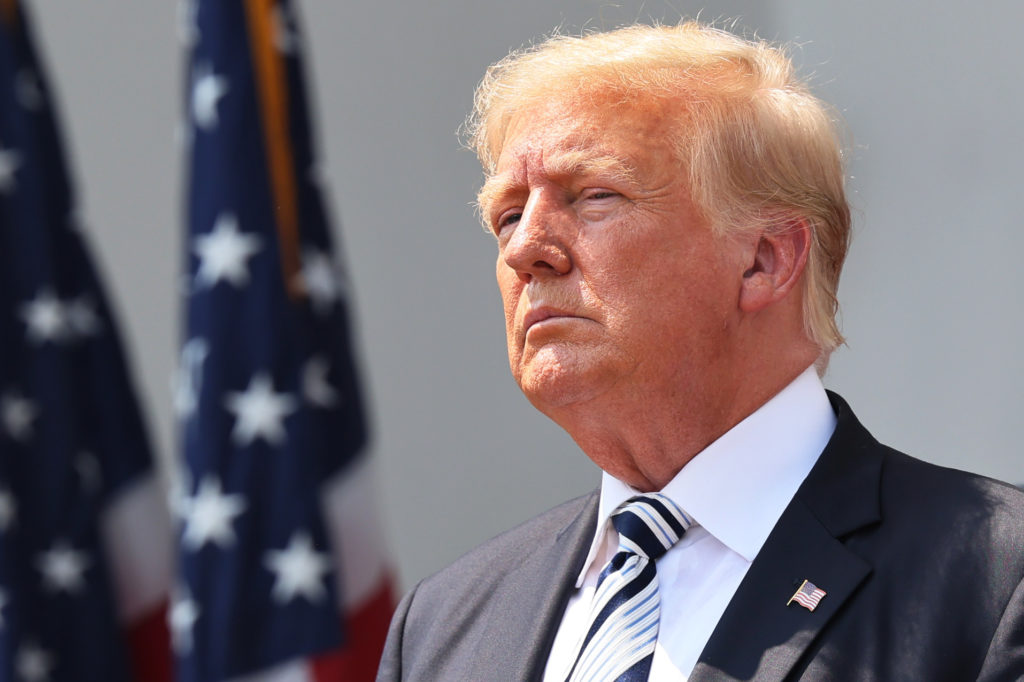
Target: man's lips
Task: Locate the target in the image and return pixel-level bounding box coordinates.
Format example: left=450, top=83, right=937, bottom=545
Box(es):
left=523, top=307, right=583, bottom=333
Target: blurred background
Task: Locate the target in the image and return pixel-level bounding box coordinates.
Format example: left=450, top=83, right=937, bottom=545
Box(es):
left=31, top=0, right=1023, bottom=598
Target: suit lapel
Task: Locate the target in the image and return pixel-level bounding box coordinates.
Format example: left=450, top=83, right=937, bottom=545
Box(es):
left=690, top=499, right=871, bottom=681
left=691, top=393, right=883, bottom=682
left=469, top=491, right=600, bottom=682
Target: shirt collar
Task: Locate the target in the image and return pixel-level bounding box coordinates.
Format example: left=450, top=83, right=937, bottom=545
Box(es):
left=576, top=366, right=837, bottom=585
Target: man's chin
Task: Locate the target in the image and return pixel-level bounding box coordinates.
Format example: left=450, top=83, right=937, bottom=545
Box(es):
left=515, top=358, right=608, bottom=414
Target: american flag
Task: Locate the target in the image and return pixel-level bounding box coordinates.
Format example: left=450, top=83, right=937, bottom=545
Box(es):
left=788, top=580, right=826, bottom=612
left=0, top=2, right=174, bottom=681
left=175, top=1, right=393, bottom=680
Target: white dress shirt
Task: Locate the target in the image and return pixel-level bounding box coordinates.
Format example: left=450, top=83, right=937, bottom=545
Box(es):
left=542, top=366, right=837, bottom=681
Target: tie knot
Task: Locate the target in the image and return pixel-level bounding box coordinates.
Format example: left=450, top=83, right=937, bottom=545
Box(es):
left=611, top=493, right=691, bottom=561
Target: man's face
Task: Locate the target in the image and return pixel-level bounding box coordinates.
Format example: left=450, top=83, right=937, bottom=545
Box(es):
left=480, top=97, right=745, bottom=419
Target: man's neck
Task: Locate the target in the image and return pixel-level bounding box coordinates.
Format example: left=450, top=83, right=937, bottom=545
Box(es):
left=548, top=355, right=819, bottom=491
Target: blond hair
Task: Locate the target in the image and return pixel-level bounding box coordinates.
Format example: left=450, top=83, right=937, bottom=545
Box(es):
left=465, top=22, right=851, bottom=362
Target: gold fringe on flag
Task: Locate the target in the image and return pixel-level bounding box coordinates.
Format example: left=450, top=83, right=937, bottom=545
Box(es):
left=243, top=0, right=302, bottom=299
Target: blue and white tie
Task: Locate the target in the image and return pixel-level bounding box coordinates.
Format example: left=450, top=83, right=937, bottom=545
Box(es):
left=565, top=493, right=692, bottom=682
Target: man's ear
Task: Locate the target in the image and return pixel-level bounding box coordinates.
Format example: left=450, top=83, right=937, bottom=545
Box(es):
left=738, top=218, right=811, bottom=313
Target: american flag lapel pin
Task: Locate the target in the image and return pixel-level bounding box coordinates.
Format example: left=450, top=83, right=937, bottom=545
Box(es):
left=787, top=579, right=827, bottom=612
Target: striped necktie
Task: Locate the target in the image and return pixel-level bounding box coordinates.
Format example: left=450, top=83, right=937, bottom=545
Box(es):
left=565, top=493, right=692, bottom=682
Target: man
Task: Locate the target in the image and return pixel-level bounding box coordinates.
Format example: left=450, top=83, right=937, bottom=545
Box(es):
left=378, top=22, right=1024, bottom=681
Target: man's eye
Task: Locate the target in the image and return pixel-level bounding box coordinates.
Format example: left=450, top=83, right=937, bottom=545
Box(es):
left=583, top=189, right=617, bottom=201
left=497, top=211, right=522, bottom=230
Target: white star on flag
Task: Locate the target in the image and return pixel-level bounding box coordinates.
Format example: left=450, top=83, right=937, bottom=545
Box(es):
left=0, top=146, right=20, bottom=193
left=1, top=390, right=38, bottom=442
left=224, top=372, right=297, bottom=447
left=180, top=476, right=247, bottom=550
left=302, top=355, right=339, bottom=408
left=65, top=294, right=102, bottom=339
left=15, top=642, right=54, bottom=682
left=169, top=587, right=201, bottom=655
left=191, top=62, right=229, bottom=131
left=294, top=249, right=343, bottom=315
left=263, top=531, right=332, bottom=604
left=36, top=541, right=91, bottom=594
left=16, top=68, right=43, bottom=111
left=0, top=487, right=15, bottom=531
left=193, top=213, right=263, bottom=289
left=20, top=289, right=68, bottom=344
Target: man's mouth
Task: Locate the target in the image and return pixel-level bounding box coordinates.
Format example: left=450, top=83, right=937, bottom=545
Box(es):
left=523, top=306, right=581, bottom=333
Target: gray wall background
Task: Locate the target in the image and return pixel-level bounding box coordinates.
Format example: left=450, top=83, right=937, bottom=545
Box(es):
left=30, top=1, right=1023, bottom=591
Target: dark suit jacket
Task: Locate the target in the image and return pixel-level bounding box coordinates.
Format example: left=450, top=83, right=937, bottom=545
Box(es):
left=378, top=394, right=1024, bottom=680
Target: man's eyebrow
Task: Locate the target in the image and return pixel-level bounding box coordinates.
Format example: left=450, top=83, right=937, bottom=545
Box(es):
left=477, top=174, right=516, bottom=217
left=477, top=151, right=640, bottom=215
left=546, top=149, right=641, bottom=186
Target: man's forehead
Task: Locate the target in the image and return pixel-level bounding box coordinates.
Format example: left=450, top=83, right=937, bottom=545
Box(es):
left=480, top=112, right=651, bottom=201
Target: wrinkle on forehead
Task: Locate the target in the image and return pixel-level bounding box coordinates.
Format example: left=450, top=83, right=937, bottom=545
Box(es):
left=477, top=147, right=641, bottom=216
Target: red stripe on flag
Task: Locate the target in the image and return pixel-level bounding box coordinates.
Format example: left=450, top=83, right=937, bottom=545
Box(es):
left=125, top=600, right=173, bottom=682
left=310, top=577, right=396, bottom=682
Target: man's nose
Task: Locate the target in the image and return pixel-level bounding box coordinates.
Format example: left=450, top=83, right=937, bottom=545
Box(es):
left=501, top=191, right=572, bottom=280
